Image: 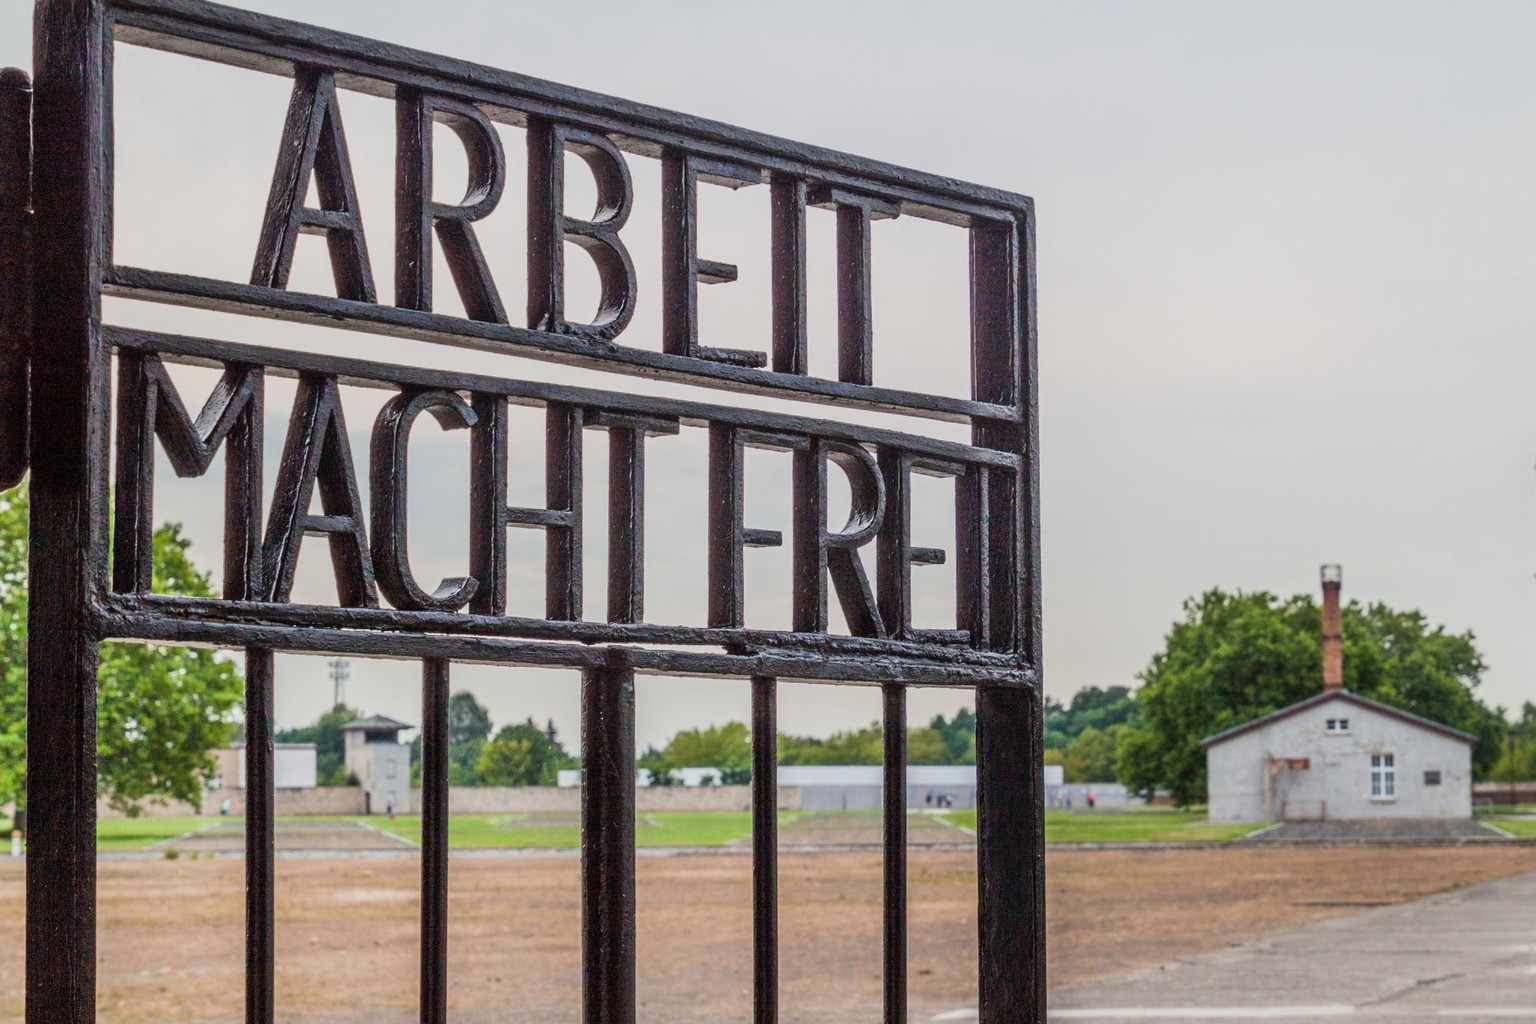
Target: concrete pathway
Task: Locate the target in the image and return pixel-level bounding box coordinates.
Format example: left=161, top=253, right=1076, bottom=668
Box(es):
left=1047, top=870, right=1536, bottom=1023
left=163, top=819, right=416, bottom=853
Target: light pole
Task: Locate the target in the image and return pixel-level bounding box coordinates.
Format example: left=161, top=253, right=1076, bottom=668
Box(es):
left=327, top=658, right=350, bottom=709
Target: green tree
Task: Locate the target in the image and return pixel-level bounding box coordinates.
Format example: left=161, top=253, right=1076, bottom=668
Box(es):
left=448, top=691, right=492, bottom=748
left=659, top=721, right=751, bottom=777
left=778, top=724, right=884, bottom=765
left=277, top=703, right=362, bottom=786
left=1044, top=686, right=1139, bottom=750
left=929, top=709, right=977, bottom=764
left=410, top=694, right=501, bottom=785
left=1062, top=725, right=1122, bottom=782
left=477, top=717, right=573, bottom=786
left=907, top=726, right=949, bottom=765
left=1486, top=703, right=1536, bottom=781
left=635, top=746, right=672, bottom=786
left=777, top=709, right=981, bottom=767
left=446, top=691, right=493, bottom=785
left=1117, top=588, right=1503, bottom=806
left=1353, top=604, right=1505, bottom=774
left=0, top=485, right=244, bottom=818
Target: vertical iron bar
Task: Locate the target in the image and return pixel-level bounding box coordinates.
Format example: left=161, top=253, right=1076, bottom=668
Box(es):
left=973, top=209, right=1043, bottom=1024
left=882, top=683, right=907, bottom=1024
left=976, top=687, right=1044, bottom=1024
left=607, top=427, right=644, bottom=624
left=770, top=178, right=807, bottom=376
left=245, top=648, right=275, bottom=1024
left=835, top=205, right=874, bottom=386
left=27, top=3, right=108, bottom=1024
left=0, top=67, right=30, bottom=490
left=751, top=675, right=778, bottom=1024
left=582, top=656, right=636, bottom=1024
left=421, top=657, right=450, bottom=1024
left=545, top=402, right=583, bottom=621
left=468, top=392, right=507, bottom=615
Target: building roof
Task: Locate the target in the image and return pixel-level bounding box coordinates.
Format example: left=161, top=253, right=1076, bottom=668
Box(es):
left=1199, top=690, right=1477, bottom=748
left=341, top=714, right=414, bottom=732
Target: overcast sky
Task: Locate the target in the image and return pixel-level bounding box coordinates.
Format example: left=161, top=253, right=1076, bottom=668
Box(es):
left=3, top=1, right=1535, bottom=752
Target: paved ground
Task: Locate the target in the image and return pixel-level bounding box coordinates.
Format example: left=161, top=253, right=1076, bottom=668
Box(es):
left=1247, top=819, right=1506, bottom=842
left=1049, top=868, right=1536, bottom=1022
left=165, top=820, right=415, bottom=853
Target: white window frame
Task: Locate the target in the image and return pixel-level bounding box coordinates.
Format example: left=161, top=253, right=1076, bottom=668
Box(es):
left=1370, top=752, right=1396, bottom=799
left=1325, top=717, right=1351, bottom=734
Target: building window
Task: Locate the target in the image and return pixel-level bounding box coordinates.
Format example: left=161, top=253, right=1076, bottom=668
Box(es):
left=1370, top=753, right=1395, bottom=798
left=1424, top=770, right=1442, bottom=786
left=1326, top=718, right=1350, bottom=734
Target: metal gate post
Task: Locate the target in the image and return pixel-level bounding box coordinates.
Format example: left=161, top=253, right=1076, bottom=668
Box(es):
left=973, top=209, right=1045, bottom=1024
left=582, top=654, right=637, bottom=1024
left=244, top=649, right=275, bottom=1024
left=27, top=3, right=110, bottom=1024
left=976, top=687, right=1046, bottom=1022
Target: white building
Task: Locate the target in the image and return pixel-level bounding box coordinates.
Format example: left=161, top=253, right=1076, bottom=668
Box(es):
left=1202, top=690, right=1474, bottom=823
left=342, top=715, right=413, bottom=815
left=213, top=743, right=317, bottom=790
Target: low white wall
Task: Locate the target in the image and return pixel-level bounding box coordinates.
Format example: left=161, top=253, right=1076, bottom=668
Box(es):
left=99, top=786, right=367, bottom=819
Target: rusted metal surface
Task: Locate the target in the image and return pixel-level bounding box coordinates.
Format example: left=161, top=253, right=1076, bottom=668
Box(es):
left=22, top=1, right=1045, bottom=1022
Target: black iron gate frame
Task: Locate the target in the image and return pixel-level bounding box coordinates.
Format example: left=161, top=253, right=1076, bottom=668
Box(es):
left=7, top=1, right=1044, bottom=1022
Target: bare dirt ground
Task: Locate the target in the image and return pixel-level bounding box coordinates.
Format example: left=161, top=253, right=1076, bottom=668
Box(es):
left=1, top=845, right=1535, bottom=1024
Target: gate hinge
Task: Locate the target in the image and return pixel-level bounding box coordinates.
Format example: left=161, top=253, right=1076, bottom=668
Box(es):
left=0, top=67, right=31, bottom=491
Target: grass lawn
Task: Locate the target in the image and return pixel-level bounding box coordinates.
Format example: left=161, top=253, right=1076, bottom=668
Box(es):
left=942, top=807, right=1261, bottom=843
left=80, top=808, right=1264, bottom=851
left=1485, top=817, right=1536, bottom=837
left=83, top=812, right=764, bottom=851
left=97, top=816, right=214, bottom=851
left=367, top=811, right=767, bottom=849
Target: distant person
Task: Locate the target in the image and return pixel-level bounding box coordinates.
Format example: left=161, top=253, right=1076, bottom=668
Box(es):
left=386, top=797, right=396, bottom=820
left=1086, top=791, right=1096, bottom=810
left=220, top=798, right=231, bottom=816
left=925, top=792, right=933, bottom=808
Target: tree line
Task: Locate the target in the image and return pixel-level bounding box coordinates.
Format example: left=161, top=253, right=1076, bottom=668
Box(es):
left=636, top=709, right=979, bottom=785
left=273, top=697, right=982, bottom=789
left=273, top=693, right=578, bottom=788
left=0, top=476, right=1522, bottom=819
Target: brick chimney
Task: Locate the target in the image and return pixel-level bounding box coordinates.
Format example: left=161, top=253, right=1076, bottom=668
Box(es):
left=1320, top=564, right=1343, bottom=692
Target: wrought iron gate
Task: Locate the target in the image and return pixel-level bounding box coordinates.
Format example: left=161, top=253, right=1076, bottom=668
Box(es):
left=4, top=1, right=1043, bottom=1021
